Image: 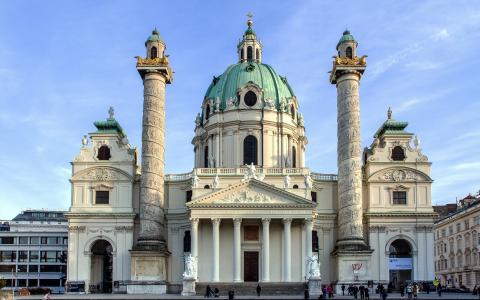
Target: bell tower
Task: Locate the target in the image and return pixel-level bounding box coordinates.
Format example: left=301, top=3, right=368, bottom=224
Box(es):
left=129, top=28, right=173, bottom=294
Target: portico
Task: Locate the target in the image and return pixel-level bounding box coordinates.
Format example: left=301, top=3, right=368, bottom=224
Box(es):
left=187, top=179, right=316, bottom=283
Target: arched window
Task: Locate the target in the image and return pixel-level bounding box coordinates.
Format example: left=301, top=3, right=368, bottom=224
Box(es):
left=293, top=184, right=299, bottom=189
left=204, top=146, right=209, bottom=168
left=204, top=185, right=210, bottom=189
left=244, top=91, right=257, bottom=107
left=241, top=48, right=245, bottom=60
left=346, top=47, right=353, bottom=59
left=150, top=46, right=158, bottom=59
left=256, top=48, right=260, bottom=61
left=243, top=135, right=258, bottom=165
left=292, top=146, right=297, bottom=168
left=97, top=145, right=111, bottom=160
left=183, top=230, right=191, bottom=253
left=247, top=46, right=253, bottom=61
left=290, top=105, right=296, bottom=119
left=205, top=105, right=210, bottom=120
left=391, top=146, right=406, bottom=161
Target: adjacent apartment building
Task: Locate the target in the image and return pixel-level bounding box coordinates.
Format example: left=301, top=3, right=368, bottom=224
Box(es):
left=0, top=210, right=68, bottom=293
left=434, top=192, right=480, bottom=290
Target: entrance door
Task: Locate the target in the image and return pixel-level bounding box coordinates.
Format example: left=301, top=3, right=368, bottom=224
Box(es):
left=90, top=239, right=113, bottom=293
left=389, top=239, right=413, bottom=290
left=244, top=251, right=259, bottom=282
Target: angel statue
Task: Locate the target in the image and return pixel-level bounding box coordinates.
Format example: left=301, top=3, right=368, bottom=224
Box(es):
left=191, top=174, right=199, bottom=188
left=306, top=255, right=321, bottom=279
left=304, top=173, right=313, bottom=189
left=212, top=174, right=220, bottom=190
left=284, top=174, right=291, bottom=189
left=81, top=135, right=88, bottom=147
left=183, top=253, right=197, bottom=279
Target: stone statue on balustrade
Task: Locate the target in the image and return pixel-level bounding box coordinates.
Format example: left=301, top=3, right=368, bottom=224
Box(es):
left=182, top=253, right=197, bottom=279
left=306, top=254, right=321, bottom=279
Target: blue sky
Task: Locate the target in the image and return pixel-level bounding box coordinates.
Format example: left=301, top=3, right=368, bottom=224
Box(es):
left=0, top=1, right=479, bottom=219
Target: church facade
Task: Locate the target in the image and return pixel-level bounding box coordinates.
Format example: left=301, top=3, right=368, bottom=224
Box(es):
left=66, top=18, right=436, bottom=294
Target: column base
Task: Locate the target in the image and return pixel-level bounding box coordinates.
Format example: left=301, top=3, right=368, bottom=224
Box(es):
left=126, top=281, right=167, bottom=294
left=127, top=247, right=170, bottom=286
left=332, top=247, right=373, bottom=292
left=335, top=237, right=371, bottom=251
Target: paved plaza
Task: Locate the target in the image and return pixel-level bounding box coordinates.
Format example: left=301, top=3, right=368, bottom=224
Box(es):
left=9, top=292, right=480, bottom=300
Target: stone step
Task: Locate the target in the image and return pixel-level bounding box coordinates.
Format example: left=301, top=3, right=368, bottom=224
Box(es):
left=195, top=282, right=306, bottom=296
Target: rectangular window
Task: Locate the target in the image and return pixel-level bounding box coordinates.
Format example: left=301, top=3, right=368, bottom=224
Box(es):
left=449, top=226, right=453, bottom=235
left=40, top=265, right=61, bottom=273
left=41, top=237, right=48, bottom=244
left=29, top=251, right=39, bottom=262
left=0, top=265, right=15, bottom=272
left=18, top=237, right=29, bottom=244
left=28, top=279, right=38, bottom=287
left=442, top=229, right=446, bottom=237
left=186, top=190, right=192, bottom=203
left=40, top=251, right=57, bottom=262
left=475, top=216, right=480, bottom=225
left=29, top=265, right=38, bottom=272
left=457, top=223, right=461, bottom=233
left=0, top=251, right=16, bottom=262
left=95, top=191, right=109, bottom=204
left=62, top=237, right=68, bottom=245
left=465, top=220, right=470, bottom=230
left=47, top=237, right=57, bottom=244
left=30, top=237, right=39, bottom=244
left=39, top=279, right=60, bottom=287
left=18, top=279, right=27, bottom=287
left=392, top=191, right=407, bottom=205
left=312, top=231, right=319, bottom=252
left=311, top=191, right=317, bottom=203
left=17, top=265, right=27, bottom=273
left=18, top=251, right=28, bottom=262
left=0, top=237, right=14, bottom=244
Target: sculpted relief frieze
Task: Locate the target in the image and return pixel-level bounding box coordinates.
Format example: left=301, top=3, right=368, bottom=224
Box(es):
left=220, top=189, right=280, bottom=204
left=374, top=168, right=430, bottom=182
left=74, top=167, right=131, bottom=182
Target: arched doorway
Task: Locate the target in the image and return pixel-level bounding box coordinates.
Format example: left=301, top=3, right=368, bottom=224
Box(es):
left=389, top=239, right=413, bottom=290
left=90, top=240, right=113, bottom=293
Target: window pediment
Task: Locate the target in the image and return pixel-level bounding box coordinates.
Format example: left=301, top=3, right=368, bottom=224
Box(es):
left=72, top=167, right=133, bottom=182
left=369, top=167, right=432, bottom=182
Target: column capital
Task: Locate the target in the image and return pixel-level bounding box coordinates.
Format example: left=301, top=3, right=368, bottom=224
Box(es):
left=262, top=217, right=271, bottom=225
left=190, top=217, right=199, bottom=225
left=304, top=218, right=313, bottom=225
left=211, top=217, right=221, bottom=226
left=233, top=218, right=242, bottom=226
left=283, top=218, right=293, bottom=225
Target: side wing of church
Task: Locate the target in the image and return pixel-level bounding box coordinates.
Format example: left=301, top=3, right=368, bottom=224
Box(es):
left=65, top=17, right=436, bottom=294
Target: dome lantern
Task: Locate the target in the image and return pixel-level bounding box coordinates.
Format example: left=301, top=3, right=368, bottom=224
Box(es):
left=336, top=29, right=358, bottom=59
left=237, top=13, right=262, bottom=63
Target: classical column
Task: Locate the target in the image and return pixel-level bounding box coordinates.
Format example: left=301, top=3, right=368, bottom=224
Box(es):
left=305, top=218, right=313, bottom=258
left=283, top=218, right=292, bottom=281
left=137, top=67, right=171, bottom=251
left=233, top=218, right=242, bottom=282
left=212, top=218, right=221, bottom=282
left=191, top=218, right=199, bottom=258
left=330, top=45, right=367, bottom=250
left=261, top=218, right=271, bottom=282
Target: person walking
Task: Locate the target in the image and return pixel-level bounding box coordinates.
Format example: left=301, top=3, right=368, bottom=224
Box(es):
left=256, top=284, right=261, bottom=297
left=437, top=283, right=442, bottom=297
left=400, top=282, right=405, bottom=299
left=381, top=289, right=387, bottom=300
left=359, top=285, right=365, bottom=300
left=341, top=284, right=346, bottom=296
left=365, top=287, right=370, bottom=300
left=406, top=284, right=412, bottom=299
left=412, top=283, right=418, bottom=299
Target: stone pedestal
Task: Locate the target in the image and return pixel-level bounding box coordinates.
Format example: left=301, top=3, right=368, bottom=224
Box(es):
left=128, top=250, right=168, bottom=294
left=333, top=249, right=372, bottom=294
left=308, top=277, right=322, bottom=298
left=181, top=278, right=196, bottom=296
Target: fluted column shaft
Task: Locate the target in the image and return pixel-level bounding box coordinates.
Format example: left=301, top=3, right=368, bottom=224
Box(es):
left=261, top=218, right=271, bottom=282
left=283, top=218, right=292, bottom=282
left=233, top=218, right=242, bottom=282
left=212, top=218, right=221, bottom=281
left=138, top=72, right=167, bottom=245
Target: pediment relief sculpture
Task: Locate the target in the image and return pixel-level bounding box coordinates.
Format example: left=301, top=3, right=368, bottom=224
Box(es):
left=72, top=167, right=133, bottom=182
left=370, top=167, right=431, bottom=182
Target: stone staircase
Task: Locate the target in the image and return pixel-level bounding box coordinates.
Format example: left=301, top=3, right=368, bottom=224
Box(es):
left=195, top=282, right=306, bottom=296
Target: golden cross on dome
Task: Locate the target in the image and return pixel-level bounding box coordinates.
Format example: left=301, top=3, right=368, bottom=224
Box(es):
left=247, top=12, right=253, bottom=27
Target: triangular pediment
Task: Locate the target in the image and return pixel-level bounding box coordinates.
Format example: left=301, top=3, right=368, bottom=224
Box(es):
left=187, top=179, right=316, bottom=209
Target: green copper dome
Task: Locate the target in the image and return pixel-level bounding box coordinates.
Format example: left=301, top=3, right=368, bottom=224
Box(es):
left=145, top=28, right=164, bottom=46
left=337, top=30, right=356, bottom=49
left=204, top=62, right=295, bottom=110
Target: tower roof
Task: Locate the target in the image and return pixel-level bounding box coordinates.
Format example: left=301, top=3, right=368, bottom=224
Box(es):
left=374, top=107, right=411, bottom=138
left=93, top=107, right=125, bottom=137
left=145, top=28, right=164, bottom=46
left=337, top=29, right=357, bottom=49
